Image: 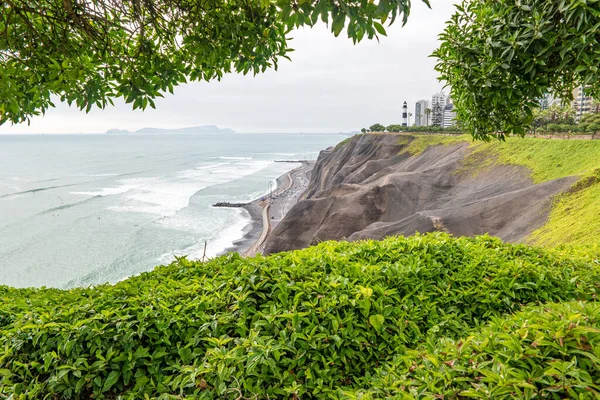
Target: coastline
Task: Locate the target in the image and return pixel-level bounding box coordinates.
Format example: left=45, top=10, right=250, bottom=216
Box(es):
left=219, top=161, right=314, bottom=256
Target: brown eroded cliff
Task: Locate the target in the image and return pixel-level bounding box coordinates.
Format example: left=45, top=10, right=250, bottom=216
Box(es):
left=264, top=134, right=575, bottom=253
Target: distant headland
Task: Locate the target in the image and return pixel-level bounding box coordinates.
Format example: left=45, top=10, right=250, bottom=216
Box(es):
left=106, top=125, right=236, bottom=134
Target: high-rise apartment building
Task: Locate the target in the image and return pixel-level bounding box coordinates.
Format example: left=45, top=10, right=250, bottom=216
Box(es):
left=431, top=91, right=447, bottom=127
left=573, top=86, right=595, bottom=118
left=442, top=103, right=457, bottom=127
left=415, top=100, right=429, bottom=126
left=432, top=91, right=447, bottom=107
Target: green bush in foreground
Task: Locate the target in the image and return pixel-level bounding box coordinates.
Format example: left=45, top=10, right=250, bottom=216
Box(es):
left=353, top=301, right=600, bottom=399
left=0, top=234, right=599, bottom=398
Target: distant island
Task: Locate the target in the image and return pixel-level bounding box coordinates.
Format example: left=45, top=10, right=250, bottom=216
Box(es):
left=106, top=125, right=236, bottom=134
left=105, top=129, right=131, bottom=135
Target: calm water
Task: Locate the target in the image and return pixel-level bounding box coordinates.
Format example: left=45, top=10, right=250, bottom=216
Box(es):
left=0, top=133, right=344, bottom=288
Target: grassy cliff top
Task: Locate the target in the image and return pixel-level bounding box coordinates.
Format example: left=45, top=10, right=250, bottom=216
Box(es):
left=403, top=134, right=600, bottom=247
left=404, top=134, right=600, bottom=183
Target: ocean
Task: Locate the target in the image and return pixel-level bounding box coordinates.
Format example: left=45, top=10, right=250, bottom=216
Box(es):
left=0, top=133, right=345, bottom=288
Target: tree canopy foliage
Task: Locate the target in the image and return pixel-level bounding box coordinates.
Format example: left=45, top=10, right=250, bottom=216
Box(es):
left=0, top=0, right=427, bottom=125
left=533, top=104, right=576, bottom=128
left=435, top=0, right=600, bottom=140
left=368, top=123, right=386, bottom=132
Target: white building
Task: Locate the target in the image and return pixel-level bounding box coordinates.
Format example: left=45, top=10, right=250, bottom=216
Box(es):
left=573, top=86, right=596, bottom=119
left=415, top=100, right=429, bottom=126
left=432, top=91, right=448, bottom=107
left=431, top=91, right=448, bottom=127
left=442, top=103, right=457, bottom=127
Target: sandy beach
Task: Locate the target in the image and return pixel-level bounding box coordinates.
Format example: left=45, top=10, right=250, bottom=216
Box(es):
left=219, top=161, right=314, bottom=256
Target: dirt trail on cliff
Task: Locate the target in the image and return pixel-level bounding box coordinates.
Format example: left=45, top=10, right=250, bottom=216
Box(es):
left=264, top=134, right=576, bottom=254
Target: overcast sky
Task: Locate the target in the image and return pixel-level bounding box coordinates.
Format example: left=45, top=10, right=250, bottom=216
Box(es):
left=1, top=0, right=458, bottom=134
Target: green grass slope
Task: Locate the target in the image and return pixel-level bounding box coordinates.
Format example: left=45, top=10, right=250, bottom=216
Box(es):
left=404, top=135, right=600, bottom=247
left=1, top=234, right=600, bottom=398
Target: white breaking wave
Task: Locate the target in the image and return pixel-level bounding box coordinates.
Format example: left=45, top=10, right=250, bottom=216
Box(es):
left=72, top=177, right=157, bottom=197
left=184, top=162, right=230, bottom=172
left=81, top=173, right=120, bottom=177
left=106, top=160, right=271, bottom=217
left=217, top=156, right=253, bottom=160
left=158, top=207, right=251, bottom=263
left=0, top=177, right=22, bottom=190
left=0, top=176, right=22, bottom=181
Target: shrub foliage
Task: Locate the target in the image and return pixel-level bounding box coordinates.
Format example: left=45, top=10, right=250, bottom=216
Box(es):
left=0, top=233, right=599, bottom=398
left=353, top=301, right=600, bottom=398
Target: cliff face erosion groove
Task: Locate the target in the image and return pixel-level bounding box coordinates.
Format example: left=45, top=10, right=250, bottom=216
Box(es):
left=264, top=134, right=580, bottom=254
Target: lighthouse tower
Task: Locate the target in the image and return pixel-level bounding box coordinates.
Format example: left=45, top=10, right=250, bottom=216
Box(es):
left=402, top=101, right=408, bottom=127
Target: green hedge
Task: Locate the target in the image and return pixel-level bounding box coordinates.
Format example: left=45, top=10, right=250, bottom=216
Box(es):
left=1, top=234, right=599, bottom=398
left=352, top=301, right=600, bottom=398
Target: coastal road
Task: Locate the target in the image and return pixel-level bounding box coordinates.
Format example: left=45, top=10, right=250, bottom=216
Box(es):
left=243, top=161, right=313, bottom=257
left=269, top=162, right=313, bottom=231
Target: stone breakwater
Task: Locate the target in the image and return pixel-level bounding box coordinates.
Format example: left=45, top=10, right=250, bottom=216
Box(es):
left=212, top=202, right=248, bottom=208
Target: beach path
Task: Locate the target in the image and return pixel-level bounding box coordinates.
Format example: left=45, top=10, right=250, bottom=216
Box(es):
left=243, top=161, right=313, bottom=257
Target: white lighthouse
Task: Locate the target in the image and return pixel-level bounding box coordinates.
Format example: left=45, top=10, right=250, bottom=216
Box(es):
left=402, top=101, right=408, bottom=127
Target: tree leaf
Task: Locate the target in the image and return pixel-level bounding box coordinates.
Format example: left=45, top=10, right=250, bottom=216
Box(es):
left=332, top=14, right=345, bottom=37
left=373, top=22, right=387, bottom=36
left=102, top=370, right=120, bottom=393
left=178, top=347, right=193, bottom=363
left=369, top=314, right=385, bottom=333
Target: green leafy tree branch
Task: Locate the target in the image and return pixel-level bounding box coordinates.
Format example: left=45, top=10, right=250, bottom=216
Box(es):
left=0, top=0, right=430, bottom=125
left=434, top=0, right=600, bottom=140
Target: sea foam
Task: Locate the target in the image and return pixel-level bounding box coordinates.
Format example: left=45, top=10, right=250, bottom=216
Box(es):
left=158, top=207, right=251, bottom=264
left=104, top=160, right=271, bottom=217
